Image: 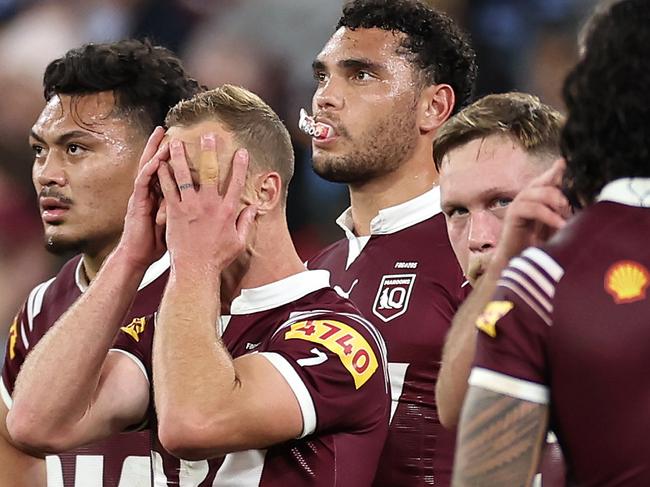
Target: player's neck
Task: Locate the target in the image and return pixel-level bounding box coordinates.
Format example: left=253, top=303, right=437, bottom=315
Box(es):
left=81, top=242, right=119, bottom=284
left=221, top=218, right=306, bottom=305
left=348, top=151, right=438, bottom=236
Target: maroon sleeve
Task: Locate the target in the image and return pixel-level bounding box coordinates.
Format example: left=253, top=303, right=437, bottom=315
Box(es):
left=1, top=302, right=28, bottom=401
left=473, top=286, right=549, bottom=385
left=110, top=314, right=155, bottom=380
left=260, top=314, right=389, bottom=437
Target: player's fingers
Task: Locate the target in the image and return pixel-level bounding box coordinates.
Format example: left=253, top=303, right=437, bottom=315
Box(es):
left=132, top=158, right=162, bottom=202
left=529, top=158, right=567, bottom=188
left=236, top=204, right=258, bottom=243
left=225, top=148, right=250, bottom=204
left=138, top=126, right=166, bottom=171
left=199, top=133, right=220, bottom=188
left=155, top=198, right=167, bottom=227
left=157, top=161, right=181, bottom=204
left=548, top=158, right=566, bottom=187
left=168, top=139, right=197, bottom=198
left=509, top=200, right=567, bottom=230
left=516, top=185, right=569, bottom=212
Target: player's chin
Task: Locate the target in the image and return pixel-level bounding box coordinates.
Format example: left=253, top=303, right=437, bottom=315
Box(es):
left=43, top=230, right=84, bottom=255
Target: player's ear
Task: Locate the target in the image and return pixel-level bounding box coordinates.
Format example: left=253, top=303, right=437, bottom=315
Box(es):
left=250, top=171, right=282, bottom=214
left=417, top=83, right=455, bottom=134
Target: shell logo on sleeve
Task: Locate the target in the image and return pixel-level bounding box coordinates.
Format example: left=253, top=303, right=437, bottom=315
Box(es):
left=120, top=317, right=148, bottom=342
left=605, top=260, right=649, bottom=304
left=285, top=320, right=378, bottom=389
left=475, top=301, right=514, bottom=338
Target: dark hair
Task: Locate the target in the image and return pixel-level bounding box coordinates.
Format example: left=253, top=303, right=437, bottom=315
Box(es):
left=561, top=0, right=650, bottom=204
left=43, top=39, right=202, bottom=132
left=434, top=92, right=563, bottom=171
left=337, top=0, right=477, bottom=113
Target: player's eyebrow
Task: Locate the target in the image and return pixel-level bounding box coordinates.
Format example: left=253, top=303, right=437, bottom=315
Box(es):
left=30, top=129, right=98, bottom=146
left=339, top=58, right=384, bottom=73
left=312, top=57, right=384, bottom=74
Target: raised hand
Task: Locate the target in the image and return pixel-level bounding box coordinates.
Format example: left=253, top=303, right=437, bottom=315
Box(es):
left=116, top=126, right=168, bottom=270
left=491, top=159, right=571, bottom=269
left=157, top=134, right=258, bottom=281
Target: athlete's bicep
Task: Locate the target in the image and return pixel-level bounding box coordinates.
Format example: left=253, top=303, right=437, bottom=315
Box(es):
left=0, top=400, right=46, bottom=486
left=158, top=352, right=303, bottom=460
left=452, top=385, right=548, bottom=487
left=74, top=350, right=150, bottom=445
left=233, top=353, right=304, bottom=441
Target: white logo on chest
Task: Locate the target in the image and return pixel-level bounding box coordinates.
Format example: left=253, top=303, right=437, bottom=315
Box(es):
left=334, top=279, right=359, bottom=299
left=372, top=274, right=416, bottom=323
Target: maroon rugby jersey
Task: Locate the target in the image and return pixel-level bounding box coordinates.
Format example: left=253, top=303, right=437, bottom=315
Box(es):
left=113, top=269, right=390, bottom=486
left=471, top=178, right=650, bottom=486
left=1, top=253, right=170, bottom=487
left=308, top=188, right=467, bottom=487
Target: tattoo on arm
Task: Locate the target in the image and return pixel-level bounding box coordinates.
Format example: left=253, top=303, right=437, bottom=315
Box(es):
left=453, top=386, right=548, bottom=487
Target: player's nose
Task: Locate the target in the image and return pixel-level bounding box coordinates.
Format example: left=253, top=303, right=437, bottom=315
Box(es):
left=314, top=75, right=344, bottom=111
left=36, top=153, right=67, bottom=188
left=468, top=211, right=498, bottom=253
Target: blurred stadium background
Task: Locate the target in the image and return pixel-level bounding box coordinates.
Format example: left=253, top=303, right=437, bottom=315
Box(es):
left=0, top=0, right=596, bottom=356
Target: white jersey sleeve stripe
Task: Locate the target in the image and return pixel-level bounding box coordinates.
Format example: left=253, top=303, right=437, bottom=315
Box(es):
left=26, top=277, right=56, bottom=333
left=509, top=257, right=556, bottom=299
left=1, top=377, right=12, bottom=409
left=497, top=279, right=552, bottom=326
left=522, top=247, right=565, bottom=282
left=19, top=319, right=29, bottom=350
left=469, top=367, right=550, bottom=404
left=500, top=270, right=553, bottom=315
left=259, top=352, right=317, bottom=438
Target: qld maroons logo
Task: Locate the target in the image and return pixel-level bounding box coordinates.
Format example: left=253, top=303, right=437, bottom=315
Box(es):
left=372, top=274, right=416, bottom=323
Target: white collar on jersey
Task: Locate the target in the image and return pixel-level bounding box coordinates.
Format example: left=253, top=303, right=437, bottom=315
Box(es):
left=335, top=185, right=442, bottom=239
left=596, top=178, right=650, bottom=208
left=74, top=252, right=170, bottom=292
left=230, top=269, right=331, bottom=315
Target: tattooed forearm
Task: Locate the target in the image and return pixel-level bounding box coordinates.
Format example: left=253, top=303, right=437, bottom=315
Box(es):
left=452, top=386, right=548, bottom=487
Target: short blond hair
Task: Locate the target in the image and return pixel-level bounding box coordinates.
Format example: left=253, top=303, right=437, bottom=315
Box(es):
left=165, top=84, right=294, bottom=197
left=434, top=92, right=564, bottom=170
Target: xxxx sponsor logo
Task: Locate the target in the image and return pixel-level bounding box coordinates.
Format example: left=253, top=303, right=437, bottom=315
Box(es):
left=475, top=300, right=514, bottom=338
left=8, top=314, right=19, bottom=360
left=120, top=317, right=147, bottom=342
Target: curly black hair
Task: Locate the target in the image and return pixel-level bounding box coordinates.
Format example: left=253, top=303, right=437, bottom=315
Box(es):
left=337, top=0, right=477, bottom=113
left=43, top=39, right=202, bottom=132
left=561, top=0, right=650, bottom=205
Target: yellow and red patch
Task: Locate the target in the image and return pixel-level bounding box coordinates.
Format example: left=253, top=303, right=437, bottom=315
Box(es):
left=475, top=301, right=514, bottom=338
left=285, top=319, right=378, bottom=389
left=604, top=260, right=649, bottom=304
left=120, top=317, right=148, bottom=342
